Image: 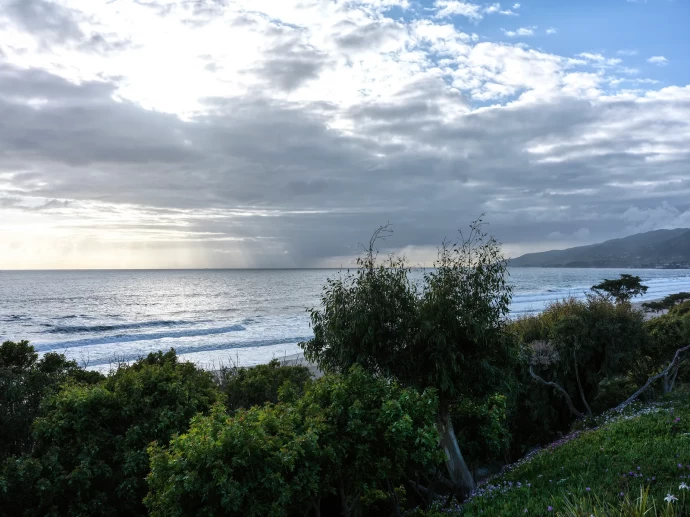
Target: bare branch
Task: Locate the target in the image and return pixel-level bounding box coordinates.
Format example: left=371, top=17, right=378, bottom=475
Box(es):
left=529, top=365, right=584, bottom=418
left=614, top=344, right=690, bottom=411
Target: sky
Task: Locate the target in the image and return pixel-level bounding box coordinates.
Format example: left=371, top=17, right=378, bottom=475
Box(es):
left=0, top=0, right=688, bottom=269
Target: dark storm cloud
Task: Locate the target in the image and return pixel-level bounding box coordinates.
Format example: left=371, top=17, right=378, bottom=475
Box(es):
left=1, top=61, right=689, bottom=265
left=333, top=18, right=405, bottom=51
left=252, top=36, right=331, bottom=92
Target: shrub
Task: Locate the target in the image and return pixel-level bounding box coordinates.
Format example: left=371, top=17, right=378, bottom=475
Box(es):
left=0, top=340, right=103, bottom=461
left=146, top=365, right=441, bottom=517
left=217, top=358, right=312, bottom=411
left=0, top=349, right=220, bottom=517
left=508, top=297, right=648, bottom=454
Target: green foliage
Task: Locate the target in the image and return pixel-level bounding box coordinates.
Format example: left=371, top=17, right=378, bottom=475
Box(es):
left=300, top=220, right=515, bottom=491
left=510, top=296, right=649, bottom=445
left=592, top=376, right=640, bottom=412
left=643, top=293, right=690, bottom=314
left=296, top=365, right=442, bottom=516
left=458, top=392, right=690, bottom=516
left=561, top=486, right=688, bottom=516
left=0, top=340, right=103, bottom=462
left=670, top=300, right=690, bottom=318
left=591, top=274, right=648, bottom=304
left=453, top=393, right=511, bottom=467
left=643, top=301, right=668, bottom=314
left=217, top=358, right=312, bottom=411
left=145, top=365, right=441, bottom=517
left=302, top=220, right=515, bottom=407
left=147, top=402, right=322, bottom=517
left=0, top=349, right=220, bottom=517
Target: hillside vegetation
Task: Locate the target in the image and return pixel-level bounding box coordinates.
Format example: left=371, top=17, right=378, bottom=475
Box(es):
left=510, top=228, right=690, bottom=268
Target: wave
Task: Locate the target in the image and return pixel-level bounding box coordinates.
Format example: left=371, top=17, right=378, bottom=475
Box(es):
left=44, top=319, right=202, bottom=335
left=83, top=336, right=313, bottom=367
left=0, top=315, right=31, bottom=322
left=36, top=324, right=247, bottom=352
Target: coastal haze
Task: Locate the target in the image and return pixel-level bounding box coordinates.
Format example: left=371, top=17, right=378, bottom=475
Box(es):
left=3, top=268, right=690, bottom=370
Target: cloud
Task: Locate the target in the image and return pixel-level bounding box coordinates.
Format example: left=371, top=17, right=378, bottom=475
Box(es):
left=0, top=0, right=687, bottom=268
left=578, top=53, right=623, bottom=66
left=434, top=1, right=519, bottom=21
left=502, top=26, right=536, bottom=37
left=1, top=0, right=83, bottom=45
left=647, top=55, right=668, bottom=66
left=434, top=1, right=483, bottom=20
left=545, top=27, right=557, bottom=35
left=617, top=49, right=638, bottom=56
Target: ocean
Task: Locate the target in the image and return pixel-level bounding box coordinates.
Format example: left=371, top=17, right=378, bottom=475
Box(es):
left=2, top=268, right=690, bottom=371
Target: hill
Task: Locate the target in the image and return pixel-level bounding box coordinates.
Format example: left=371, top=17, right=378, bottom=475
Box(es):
left=511, top=228, right=690, bottom=268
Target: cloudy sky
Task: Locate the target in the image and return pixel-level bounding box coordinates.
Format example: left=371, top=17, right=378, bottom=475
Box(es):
left=0, top=0, right=688, bottom=269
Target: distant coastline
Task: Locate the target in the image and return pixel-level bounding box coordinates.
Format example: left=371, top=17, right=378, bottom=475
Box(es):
left=511, top=228, right=690, bottom=269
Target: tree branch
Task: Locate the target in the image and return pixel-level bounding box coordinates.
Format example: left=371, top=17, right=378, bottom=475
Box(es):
left=615, top=344, right=690, bottom=411
left=529, top=365, right=584, bottom=418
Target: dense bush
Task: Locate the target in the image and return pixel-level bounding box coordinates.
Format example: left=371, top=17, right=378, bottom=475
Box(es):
left=509, top=296, right=649, bottom=451
left=217, top=358, right=313, bottom=411
left=0, top=340, right=103, bottom=462
left=146, top=365, right=441, bottom=517
left=0, top=349, right=220, bottom=517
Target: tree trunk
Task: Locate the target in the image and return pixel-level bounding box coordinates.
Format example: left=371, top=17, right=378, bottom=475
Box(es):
left=436, top=412, right=476, bottom=497
left=573, top=351, right=592, bottom=416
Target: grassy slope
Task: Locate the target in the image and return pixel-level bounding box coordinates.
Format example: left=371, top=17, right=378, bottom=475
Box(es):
left=458, top=389, right=690, bottom=516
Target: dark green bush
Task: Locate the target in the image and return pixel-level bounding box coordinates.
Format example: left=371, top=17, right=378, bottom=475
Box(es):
left=146, top=365, right=441, bottom=517
left=508, top=296, right=649, bottom=455
left=0, top=349, right=220, bottom=517
left=0, top=340, right=103, bottom=462
left=217, top=358, right=312, bottom=411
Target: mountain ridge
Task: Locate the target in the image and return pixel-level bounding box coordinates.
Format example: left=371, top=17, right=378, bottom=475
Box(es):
left=510, top=228, right=690, bottom=268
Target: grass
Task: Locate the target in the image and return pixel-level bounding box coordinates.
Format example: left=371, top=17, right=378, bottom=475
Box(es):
left=448, top=388, right=690, bottom=516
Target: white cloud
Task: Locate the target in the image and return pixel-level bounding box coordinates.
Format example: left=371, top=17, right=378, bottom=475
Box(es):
left=546, top=27, right=557, bottom=35
left=578, top=53, right=623, bottom=66
left=648, top=55, right=668, bottom=66
left=513, top=3, right=521, bottom=8
left=434, top=0, right=483, bottom=20
left=502, top=26, right=536, bottom=37
left=617, top=49, right=638, bottom=56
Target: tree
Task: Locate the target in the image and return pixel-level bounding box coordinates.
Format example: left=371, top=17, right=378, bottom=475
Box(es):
left=145, top=366, right=441, bottom=517
left=662, top=292, right=690, bottom=307
left=300, top=219, right=515, bottom=496
left=642, top=301, right=666, bottom=313
left=591, top=274, right=648, bottom=304
left=0, top=349, right=220, bottom=517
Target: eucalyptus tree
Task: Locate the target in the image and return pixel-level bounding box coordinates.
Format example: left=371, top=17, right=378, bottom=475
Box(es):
left=300, top=220, right=515, bottom=496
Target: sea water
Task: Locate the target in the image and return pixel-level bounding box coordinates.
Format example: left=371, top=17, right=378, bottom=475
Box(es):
left=2, top=268, right=690, bottom=370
